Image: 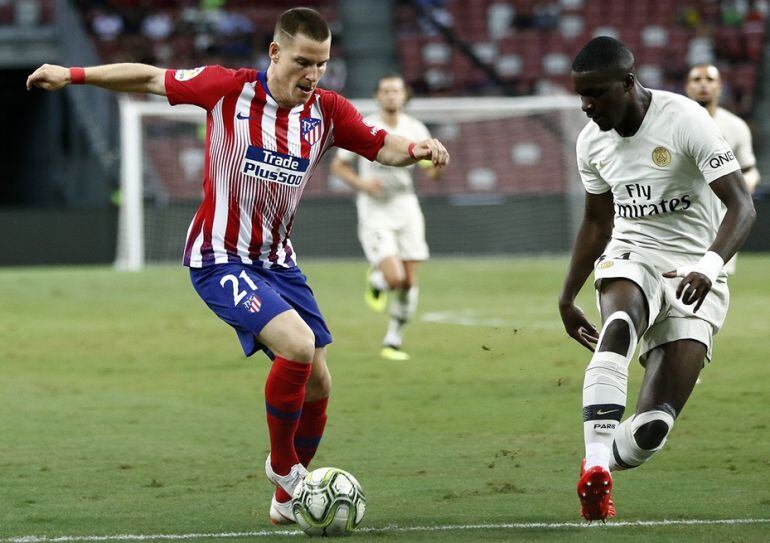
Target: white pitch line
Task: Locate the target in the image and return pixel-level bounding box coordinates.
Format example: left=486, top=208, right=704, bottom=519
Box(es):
left=420, top=310, right=514, bottom=327
left=4, top=518, right=770, bottom=542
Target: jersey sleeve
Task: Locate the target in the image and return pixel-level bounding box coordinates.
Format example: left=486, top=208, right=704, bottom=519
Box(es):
left=324, top=93, right=388, bottom=161
left=165, top=66, right=250, bottom=111
left=576, top=130, right=610, bottom=194
left=678, top=106, right=741, bottom=183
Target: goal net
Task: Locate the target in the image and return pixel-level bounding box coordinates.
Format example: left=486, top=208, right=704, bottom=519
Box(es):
left=115, top=95, right=586, bottom=271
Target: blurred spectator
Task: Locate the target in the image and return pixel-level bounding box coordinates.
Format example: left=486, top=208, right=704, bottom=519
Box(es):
left=215, top=9, right=253, bottom=36
left=141, top=12, right=174, bottom=41
left=687, top=25, right=715, bottom=65
left=721, top=0, right=748, bottom=26
left=678, top=6, right=701, bottom=28
left=14, top=0, right=41, bottom=26
left=533, top=2, right=560, bottom=31
left=488, top=3, right=514, bottom=40
left=416, top=0, right=453, bottom=35
left=92, top=9, right=124, bottom=41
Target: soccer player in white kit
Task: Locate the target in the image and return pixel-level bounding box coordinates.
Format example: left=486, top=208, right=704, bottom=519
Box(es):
left=331, top=75, right=441, bottom=361
left=558, top=37, right=756, bottom=521
left=685, top=63, right=761, bottom=274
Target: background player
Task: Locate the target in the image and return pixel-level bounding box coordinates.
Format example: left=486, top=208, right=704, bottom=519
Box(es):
left=685, top=63, right=761, bottom=273
left=26, top=7, right=449, bottom=525
left=558, top=37, right=755, bottom=521
left=330, top=75, right=441, bottom=361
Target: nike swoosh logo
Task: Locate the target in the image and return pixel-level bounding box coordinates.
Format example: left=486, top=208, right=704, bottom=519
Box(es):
left=596, top=409, right=619, bottom=416
left=236, top=112, right=258, bottom=120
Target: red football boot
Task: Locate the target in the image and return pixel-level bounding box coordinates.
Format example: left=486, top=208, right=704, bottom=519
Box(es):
left=577, top=459, right=616, bottom=522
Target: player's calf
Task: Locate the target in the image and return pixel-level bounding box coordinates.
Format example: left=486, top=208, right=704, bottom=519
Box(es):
left=610, top=404, right=676, bottom=471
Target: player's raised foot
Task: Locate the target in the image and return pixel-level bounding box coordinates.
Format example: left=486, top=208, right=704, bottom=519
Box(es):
left=265, top=454, right=308, bottom=496
left=269, top=493, right=296, bottom=525
left=380, top=345, right=410, bottom=361
left=364, top=268, right=387, bottom=312
left=577, top=459, right=616, bottom=522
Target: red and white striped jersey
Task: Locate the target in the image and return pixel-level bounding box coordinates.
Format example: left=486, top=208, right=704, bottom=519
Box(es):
left=165, top=66, right=388, bottom=268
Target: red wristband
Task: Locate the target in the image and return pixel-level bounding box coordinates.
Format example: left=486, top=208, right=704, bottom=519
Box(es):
left=69, top=67, right=86, bottom=85
left=408, top=142, right=417, bottom=160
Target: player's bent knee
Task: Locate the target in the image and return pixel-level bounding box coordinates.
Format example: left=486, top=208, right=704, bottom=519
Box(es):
left=282, top=338, right=315, bottom=364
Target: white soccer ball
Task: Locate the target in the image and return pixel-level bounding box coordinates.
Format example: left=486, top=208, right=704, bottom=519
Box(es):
left=292, top=467, right=366, bottom=537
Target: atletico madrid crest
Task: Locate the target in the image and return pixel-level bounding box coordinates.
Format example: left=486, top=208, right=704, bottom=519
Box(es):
left=301, top=118, right=322, bottom=145
left=242, top=293, right=262, bottom=313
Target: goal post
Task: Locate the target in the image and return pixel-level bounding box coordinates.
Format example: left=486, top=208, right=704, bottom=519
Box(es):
left=115, top=94, right=585, bottom=271
left=116, top=98, right=204, bottom=271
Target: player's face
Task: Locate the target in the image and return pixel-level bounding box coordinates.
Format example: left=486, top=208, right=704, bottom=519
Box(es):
left=685, top=65, right=721, bottom=107
left=375, top=78, right=408, bottom=114
left=270, top=33, right=331, bottom=106
left=572, top=70, right=629, bottom=132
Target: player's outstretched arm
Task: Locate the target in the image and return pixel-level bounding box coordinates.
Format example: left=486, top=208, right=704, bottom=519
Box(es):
left=662, top=170, right=756, bottom=311
left=376, top=133, right=449, bottom=169
left=27, top=63, right=167, bottom=96
left=558, top=191, right=614, bottom=351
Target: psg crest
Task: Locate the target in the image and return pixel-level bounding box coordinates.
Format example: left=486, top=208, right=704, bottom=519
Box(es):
left=301, top=118, right=322, bottom=145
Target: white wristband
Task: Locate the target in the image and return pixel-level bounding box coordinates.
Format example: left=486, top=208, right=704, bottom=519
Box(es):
left=675, top=251, right=724, bottom=283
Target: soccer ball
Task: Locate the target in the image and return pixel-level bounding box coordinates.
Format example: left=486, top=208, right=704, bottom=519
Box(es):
left=292, top=467, right=366, bottom=536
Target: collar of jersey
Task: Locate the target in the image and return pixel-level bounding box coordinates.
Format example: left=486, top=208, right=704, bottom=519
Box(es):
left=257, top=71, right=273, bottom=99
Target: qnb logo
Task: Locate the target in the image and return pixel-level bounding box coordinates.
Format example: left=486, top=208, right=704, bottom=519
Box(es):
left=708, top=150, right=736, bottom=169
left=241, top=147, right=310, bottom=187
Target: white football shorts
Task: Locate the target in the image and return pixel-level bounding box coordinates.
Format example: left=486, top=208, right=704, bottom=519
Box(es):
left=357, top=194, right=429, bottom=265
left=593, top=240, right=730, bottom=363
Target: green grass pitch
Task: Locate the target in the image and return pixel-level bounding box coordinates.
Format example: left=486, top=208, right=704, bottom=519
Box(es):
left=1, top=256, right=769, bottom=542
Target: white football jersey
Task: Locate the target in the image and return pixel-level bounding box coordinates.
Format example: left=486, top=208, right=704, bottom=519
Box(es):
left=577, top=89, right=740, bottom=257
left=336, top=112, right=431, bottom=200
left=713, top=106, right=756, bottom=170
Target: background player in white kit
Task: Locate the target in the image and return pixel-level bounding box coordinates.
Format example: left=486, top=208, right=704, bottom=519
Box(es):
left=558, top=37, right=755, bottom=522
left=331, top=75, right=441, bottom=361
left=685, top=63, right=761, bottom=274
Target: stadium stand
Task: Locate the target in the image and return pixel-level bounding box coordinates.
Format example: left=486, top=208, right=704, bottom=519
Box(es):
left=393, top=0, right=765, bottom=116
left=76, top=1, right=765, bottom=115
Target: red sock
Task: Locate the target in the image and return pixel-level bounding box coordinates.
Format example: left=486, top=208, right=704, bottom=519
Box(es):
left=295, top=396, right=329, bottom=466
left=274, top=396, right=329, bottom=503
left=265, top=357, right=312, bottom=476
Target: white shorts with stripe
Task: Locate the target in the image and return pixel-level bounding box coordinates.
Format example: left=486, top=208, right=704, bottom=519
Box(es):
left=593, top=240, right=730, bottom=363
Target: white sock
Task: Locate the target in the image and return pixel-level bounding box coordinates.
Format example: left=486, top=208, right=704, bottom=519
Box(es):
left=585, top=442, right=612, bottom=470
left=383, top=287, right=418, bottom=347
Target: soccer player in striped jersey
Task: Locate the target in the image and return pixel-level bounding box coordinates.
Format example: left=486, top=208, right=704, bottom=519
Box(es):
left=331, top=75, right=442, bottom=361
left=685, top=63, right=761, bottom=274
left=27, top=7, right=449, bottom=525
left=558, top=37, right=755, bottom=522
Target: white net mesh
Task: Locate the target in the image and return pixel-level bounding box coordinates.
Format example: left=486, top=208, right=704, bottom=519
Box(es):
left=115, top=96, right=587, bottom=269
